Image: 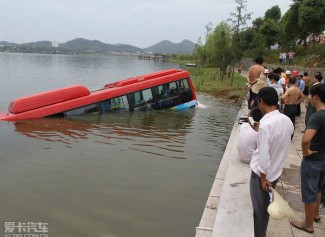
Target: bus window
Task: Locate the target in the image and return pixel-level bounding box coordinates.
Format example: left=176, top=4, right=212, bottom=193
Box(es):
left=99, top=96, right=130, bottom=112
left=111, top=96, right=129, bottom=110
left=65, top=103, right=99, bottom=116
left=126, top=89, right=154, bottom=111
left=169, top=81, right=177, bottom=89
left=177, top=78, right=193, bottom=103
left=121, top=95, right=130, bottom=110
left=155, top=82, right=176, bottom=108
left=126, top=78, right=194, bottom=112
left=182, top=79, right=190, bottom=88
left=99, top=99, right=111, bottom=112
left=142, top=89, right=153, bottom=101
left=133, top=91, right=143, bottom=106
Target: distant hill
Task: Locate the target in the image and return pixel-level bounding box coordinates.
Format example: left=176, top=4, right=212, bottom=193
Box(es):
left=0, top=38, right=196, bottom=55
left=143, top=40, right=195, bottom=54
left=0, top=41, right=19, bottom=47
left=21, top=41, right=52, bottom=48
left=115, top=44, right=144, bottom=54
left=60, top=38, right=143, bottom=53
left=61, top=38, right=108, bottom=51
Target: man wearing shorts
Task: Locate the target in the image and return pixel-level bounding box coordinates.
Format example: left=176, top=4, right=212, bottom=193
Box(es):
left=290, top=84, right=325, bottom=234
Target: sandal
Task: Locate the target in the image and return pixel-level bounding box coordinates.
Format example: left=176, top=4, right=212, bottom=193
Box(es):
left=290, top=221, right=314, bottom=234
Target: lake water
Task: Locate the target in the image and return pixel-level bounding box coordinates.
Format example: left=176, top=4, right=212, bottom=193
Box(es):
left=0, top=53, right=238, bottom=237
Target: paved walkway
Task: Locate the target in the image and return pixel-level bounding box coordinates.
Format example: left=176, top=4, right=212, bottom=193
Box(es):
left=195, top=103, right=325, bottom=237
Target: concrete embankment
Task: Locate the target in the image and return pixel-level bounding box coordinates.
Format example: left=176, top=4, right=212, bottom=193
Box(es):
left=195, top=103, right=325, bottom=237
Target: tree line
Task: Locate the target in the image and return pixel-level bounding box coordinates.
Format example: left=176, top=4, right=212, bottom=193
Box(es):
left=193, top=0, right=325, bottom=84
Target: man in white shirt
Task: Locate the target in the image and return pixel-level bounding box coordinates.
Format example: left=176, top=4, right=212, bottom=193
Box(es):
left=274, top=67, right=286, bottom=92
left=250, top=87, right=294, bottom=237
left=282, top=52, right=287, bottom=64
left=237, top=108, right=264, bottom=164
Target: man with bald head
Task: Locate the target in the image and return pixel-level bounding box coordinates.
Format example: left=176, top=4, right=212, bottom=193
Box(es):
left=247, top=57, right=264, bottom=109
left=247, top=56, right=264, bottom=85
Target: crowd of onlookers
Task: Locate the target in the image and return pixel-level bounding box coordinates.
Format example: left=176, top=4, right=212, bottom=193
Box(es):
left=237, top=56, right=325, bottom=236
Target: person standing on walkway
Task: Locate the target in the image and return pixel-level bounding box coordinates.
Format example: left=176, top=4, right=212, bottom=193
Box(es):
left=290, top=83, right=325, bottom=234
left=305, top=74, right=323, bottom=128
left=250, top=75, right=268, bottom=109
left=250, top=87, right=294, bottom=237
left=247, top=56, right=264, bottom=85
left=280, top=77, right=305, bottom=132
left=237, top=107, right=264, bottom=164
left=295, top=71, right=305, bottom=116
left=269, top=74, right=283, bottom=110
left=303, top=72, right=312, bottom=95
left=247, top=57, right=264, bottom=109
left=284, top=70, right=291, bottom=86
left=274, top=68, right=286, bottom=111
left=274, top=67, right=286, bottom=93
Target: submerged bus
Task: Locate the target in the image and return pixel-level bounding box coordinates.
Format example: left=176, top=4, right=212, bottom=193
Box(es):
left=0, top=69, right=197, bottom=121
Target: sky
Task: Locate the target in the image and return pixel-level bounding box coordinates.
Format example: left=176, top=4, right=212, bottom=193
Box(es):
left=0, top=0, right=293, bottom=48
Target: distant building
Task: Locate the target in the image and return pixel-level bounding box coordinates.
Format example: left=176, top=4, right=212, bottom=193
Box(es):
left=52, top=41, right=59, bottom=48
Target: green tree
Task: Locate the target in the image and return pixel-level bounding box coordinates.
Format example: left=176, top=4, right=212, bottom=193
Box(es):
left=278, top=6, right=297, bottom=49
left=278, top=0, right=312, bottom=49
left=193, top=23, right=213, bottom=67
left=206, top=21, right=233, bottom=81
left=251, top=32, right=266, bottom=56
left=202, top=22, right=213, bottom=66
left=252, top=17, right=264, bottom=31
left=193, top=37, right=204, bottom=66
left=227, top=0, right=252, bottom=85
left=299, top=0, right=325, bottom=48
left=238, top=17, right=264, bottom=54
left=264, top=5, right=281, bottom=22
left=239, top=27, right=254, bottom=51
left=260, top=18, right=280, bottom=50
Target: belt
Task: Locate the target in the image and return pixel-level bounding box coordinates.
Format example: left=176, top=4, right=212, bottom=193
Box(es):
left=285, top=104, right=297, bottom=106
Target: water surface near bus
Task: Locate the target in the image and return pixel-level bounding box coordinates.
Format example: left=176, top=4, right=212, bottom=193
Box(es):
left=0, top=53, right=238, bottom=237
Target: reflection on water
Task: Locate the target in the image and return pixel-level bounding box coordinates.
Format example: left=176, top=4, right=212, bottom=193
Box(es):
left=0, top=53, right=239, bottom=237
left=14, top=109, right=195, bottom=159
left=14, top=118, right=98, bottom=144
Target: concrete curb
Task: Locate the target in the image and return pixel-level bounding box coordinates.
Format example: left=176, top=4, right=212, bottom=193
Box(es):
left=195, top=101, right=254, bottom=237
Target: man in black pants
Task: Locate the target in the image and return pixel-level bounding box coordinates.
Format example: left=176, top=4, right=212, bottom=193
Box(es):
left=250, top=87, right=294, bottom=237
left=280, top=77, right=305, bottom=135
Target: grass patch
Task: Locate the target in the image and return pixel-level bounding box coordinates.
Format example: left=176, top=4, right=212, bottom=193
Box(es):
left=181, top=66, right=248, bottom=103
